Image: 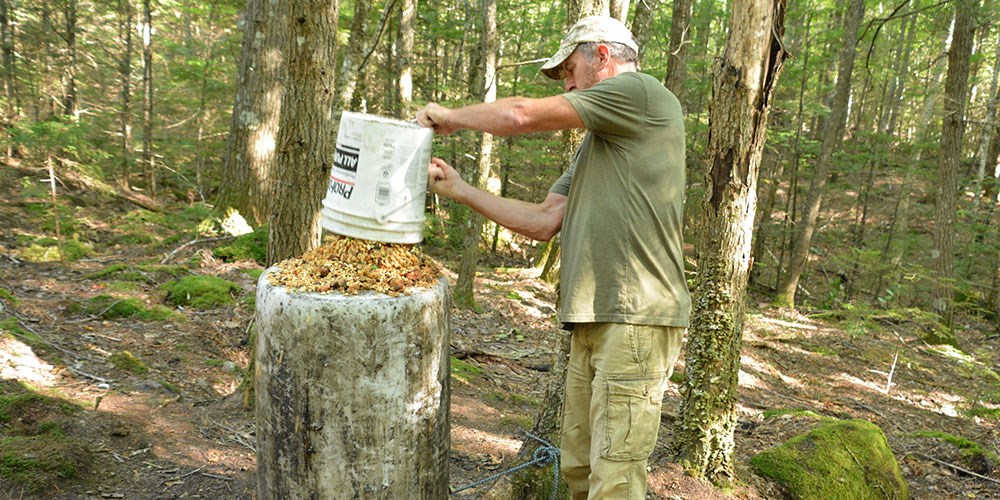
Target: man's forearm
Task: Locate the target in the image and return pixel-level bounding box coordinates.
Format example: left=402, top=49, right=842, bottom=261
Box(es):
left=452, top=182, right=564, bottom=242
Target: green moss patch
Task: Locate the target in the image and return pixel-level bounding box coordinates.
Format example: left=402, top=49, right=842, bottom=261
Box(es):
left=0, top=318, right=46, bottom=351
left=86, top=263, right=189, bottom=282
left=0, top=381, right=90, bottom=493
left=18, top=238, right=93, bottom=262
left=213, top=226, right=268, bottom=265
left=0, top=287, right=17, bottom=305
left=0, top=435, right=91, bottom=493
left=109, top=351, right=149, bottom=376
left=161, top=275, right=240, bottom=309
left=751, top=419, right=909, bottom=500
left=910, top=430, right=1000, bottom=467
left=450, top=356, right=482, bottom=383
left=72, top=295, right=178, bottom=321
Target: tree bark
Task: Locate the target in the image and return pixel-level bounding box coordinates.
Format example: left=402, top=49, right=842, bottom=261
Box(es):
left=334, top=0, right=373, bottom=111
left=216, top=0, right=287, bottom=226
left=141, top=0, right=154, bottom=196
left=0, top=0, right=15, bottom=156
left=629, top=0, right=659, bottom=66
left=397, top=0, right=416, bottom=116
left=62, top=0, right=78, bottom=119
left=775, top=0, right=863, bottom=308
left=453, top=0, right=498, bottom=310
left=664, top=0, right=692, bottom=108
left=609, top=0, right=629, bottom=21
left=118, top=0, right=133, bottom=189
left=266, top=0, right=339, bottom=265
left=932, top=0, right=977, bottom=332
left=973, top=31, right=1000, bottom=214
left=673, top=0, right=786, bottom=486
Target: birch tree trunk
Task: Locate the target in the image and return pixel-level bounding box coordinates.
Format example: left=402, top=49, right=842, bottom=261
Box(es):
left=775, top=0, right=863, bottom=308
left=266, top=0, right=339, bottom=264
left=117, top=0, right=133, bottom=189
left=673, top=0, right=786, bottom=485
left=453, top=0, right=498, bottom=310
left=397, top=0, right=416, bottom=116
left=141, top=0, right=154, bottom=196
left=334, top=0, right=372, bottom=111
left=931, top=0, right=977, bottom=334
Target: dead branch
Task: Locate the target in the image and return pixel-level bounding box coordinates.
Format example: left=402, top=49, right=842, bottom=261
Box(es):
left=160, top=235, right=237, bottom=264
left=912, top=452, right=1000, bottom=485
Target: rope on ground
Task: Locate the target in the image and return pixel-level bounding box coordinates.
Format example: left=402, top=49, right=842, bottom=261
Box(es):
left=450, top=431, right=560, bottom=499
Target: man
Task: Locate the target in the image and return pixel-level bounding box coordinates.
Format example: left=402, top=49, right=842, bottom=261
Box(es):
left=416, top=16, right=690, bottom=499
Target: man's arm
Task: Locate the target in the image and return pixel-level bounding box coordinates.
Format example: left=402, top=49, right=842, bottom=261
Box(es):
left=428, top=158, right=565, bottom=241
left=416, top=95, right=583, bottom=136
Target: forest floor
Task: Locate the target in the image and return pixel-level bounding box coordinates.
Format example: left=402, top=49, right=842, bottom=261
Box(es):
left=0, top=162, right=998, bottom=499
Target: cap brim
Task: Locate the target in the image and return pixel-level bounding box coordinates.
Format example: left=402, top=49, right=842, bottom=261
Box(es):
left=540, top=44, right=576, bottom=80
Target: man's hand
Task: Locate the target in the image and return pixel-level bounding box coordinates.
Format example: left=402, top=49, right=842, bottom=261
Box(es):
left=416, top=103, right=459, bottom=135
left=427, top=157, right=466, bottom=200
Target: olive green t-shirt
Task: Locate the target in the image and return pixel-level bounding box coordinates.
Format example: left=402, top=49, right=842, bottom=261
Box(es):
left=550, top=71, right=690, bottom=327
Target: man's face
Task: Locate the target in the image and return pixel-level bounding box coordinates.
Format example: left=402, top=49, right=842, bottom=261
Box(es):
left=562, top=47, right=603, bottom=93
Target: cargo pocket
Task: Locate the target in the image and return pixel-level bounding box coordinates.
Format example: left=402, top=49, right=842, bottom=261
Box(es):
left=599, top=374, right=664, bottom=461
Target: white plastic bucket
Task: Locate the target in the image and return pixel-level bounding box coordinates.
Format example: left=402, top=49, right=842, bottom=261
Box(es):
left=321, top=111, right=433, bottom=244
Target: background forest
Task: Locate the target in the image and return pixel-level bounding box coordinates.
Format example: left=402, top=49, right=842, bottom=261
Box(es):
left=2, top=0, right=997, bottom=328
left=0, top=0, right=999, bottom=497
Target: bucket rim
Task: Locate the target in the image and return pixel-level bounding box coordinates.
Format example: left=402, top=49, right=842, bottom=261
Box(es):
left=340, top=110, right=428, bottom=131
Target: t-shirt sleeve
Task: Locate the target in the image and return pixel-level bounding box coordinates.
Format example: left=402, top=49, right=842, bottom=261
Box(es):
left=549, top=163, right=575, bottom=196
left=562, top=73, right=647, bottom=138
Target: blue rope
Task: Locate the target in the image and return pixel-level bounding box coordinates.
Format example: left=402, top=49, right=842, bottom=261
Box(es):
left=450, top=432, right=560, bottom=499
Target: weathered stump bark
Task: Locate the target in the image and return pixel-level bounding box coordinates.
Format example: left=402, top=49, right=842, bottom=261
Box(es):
left=255, top=271, right=450, bottom=499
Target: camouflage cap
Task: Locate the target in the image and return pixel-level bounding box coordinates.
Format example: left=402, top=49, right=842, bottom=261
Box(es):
left=540, top=16, right=639, bottom=80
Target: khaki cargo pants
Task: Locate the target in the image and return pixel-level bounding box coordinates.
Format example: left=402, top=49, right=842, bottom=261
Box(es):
left=561, top=323, right=684, bottom=500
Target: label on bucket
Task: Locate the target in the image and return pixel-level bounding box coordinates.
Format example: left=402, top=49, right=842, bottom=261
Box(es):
left=322, top=112, right=433, bottom=244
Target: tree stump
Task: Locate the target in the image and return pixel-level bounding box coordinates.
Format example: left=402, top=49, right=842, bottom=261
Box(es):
left=255, top=271, right=450, bottom=499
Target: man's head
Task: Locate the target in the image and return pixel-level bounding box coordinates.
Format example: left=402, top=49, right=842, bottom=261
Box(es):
left=540, top=16, right=639, bottom=86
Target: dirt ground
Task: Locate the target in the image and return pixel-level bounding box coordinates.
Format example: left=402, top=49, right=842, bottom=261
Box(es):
left=1, top=163, right=998, bottom=498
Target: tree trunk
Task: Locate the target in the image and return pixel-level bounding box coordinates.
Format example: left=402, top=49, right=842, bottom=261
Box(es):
left=216, top=0, right=287, bottom=226
left=629, top=0, right=659, bottom=66
left=118, top=0, right=133, bottom=189
left=609, top=0, right=629, bottom=21
left=141, top=0, right=154, bottom=196
left=266, top=0, right=339, bottom=265
left=664, top=0, right=692, bottom=108
left=932, top=0, right=977, bottom=333
left=0, top=0, right=15, bottom=156
left=453, top=0, right=498, bottom=310
left=752, top=8, right=811, bottom=289
left=256, top=277, right=450, bottom=498
left=973, top=31, right=1000, bottom=214
left=775, top=0, right=863, bottom=308
left=396, top=0, right=416, bottom=116
left=335, top=0, right=373, bottom=111
left=673, top=0, right=786, bottom=486
left=192, top=1, right=218, bottom=198
left=62, top=0, right=78, bottom=119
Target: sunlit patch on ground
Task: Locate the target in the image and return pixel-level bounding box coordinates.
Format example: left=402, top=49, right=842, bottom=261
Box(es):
left=0, top=335, right=58, bottom=387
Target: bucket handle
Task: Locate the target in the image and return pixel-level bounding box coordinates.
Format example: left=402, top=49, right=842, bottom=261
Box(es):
left=375, top=192, right=420, bottom=224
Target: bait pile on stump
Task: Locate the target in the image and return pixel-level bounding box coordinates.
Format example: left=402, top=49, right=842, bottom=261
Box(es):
left=267, top=235, right=440, bottom=296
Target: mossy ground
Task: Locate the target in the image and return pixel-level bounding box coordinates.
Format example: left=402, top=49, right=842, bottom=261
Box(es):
left=213, top=226, right=268, bottom=265
left=109, top=351, right=150, bottom=376
left=160, top=275, right=240, bottom=309
left=0, top=381, right=91, bottom=493
left=750, top=419, right=909, bottom=500
left=70, top=295, right=180, bottom=321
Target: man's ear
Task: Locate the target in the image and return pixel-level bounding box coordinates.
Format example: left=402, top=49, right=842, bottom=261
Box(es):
left=596, top=44, right=612, bottom=67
